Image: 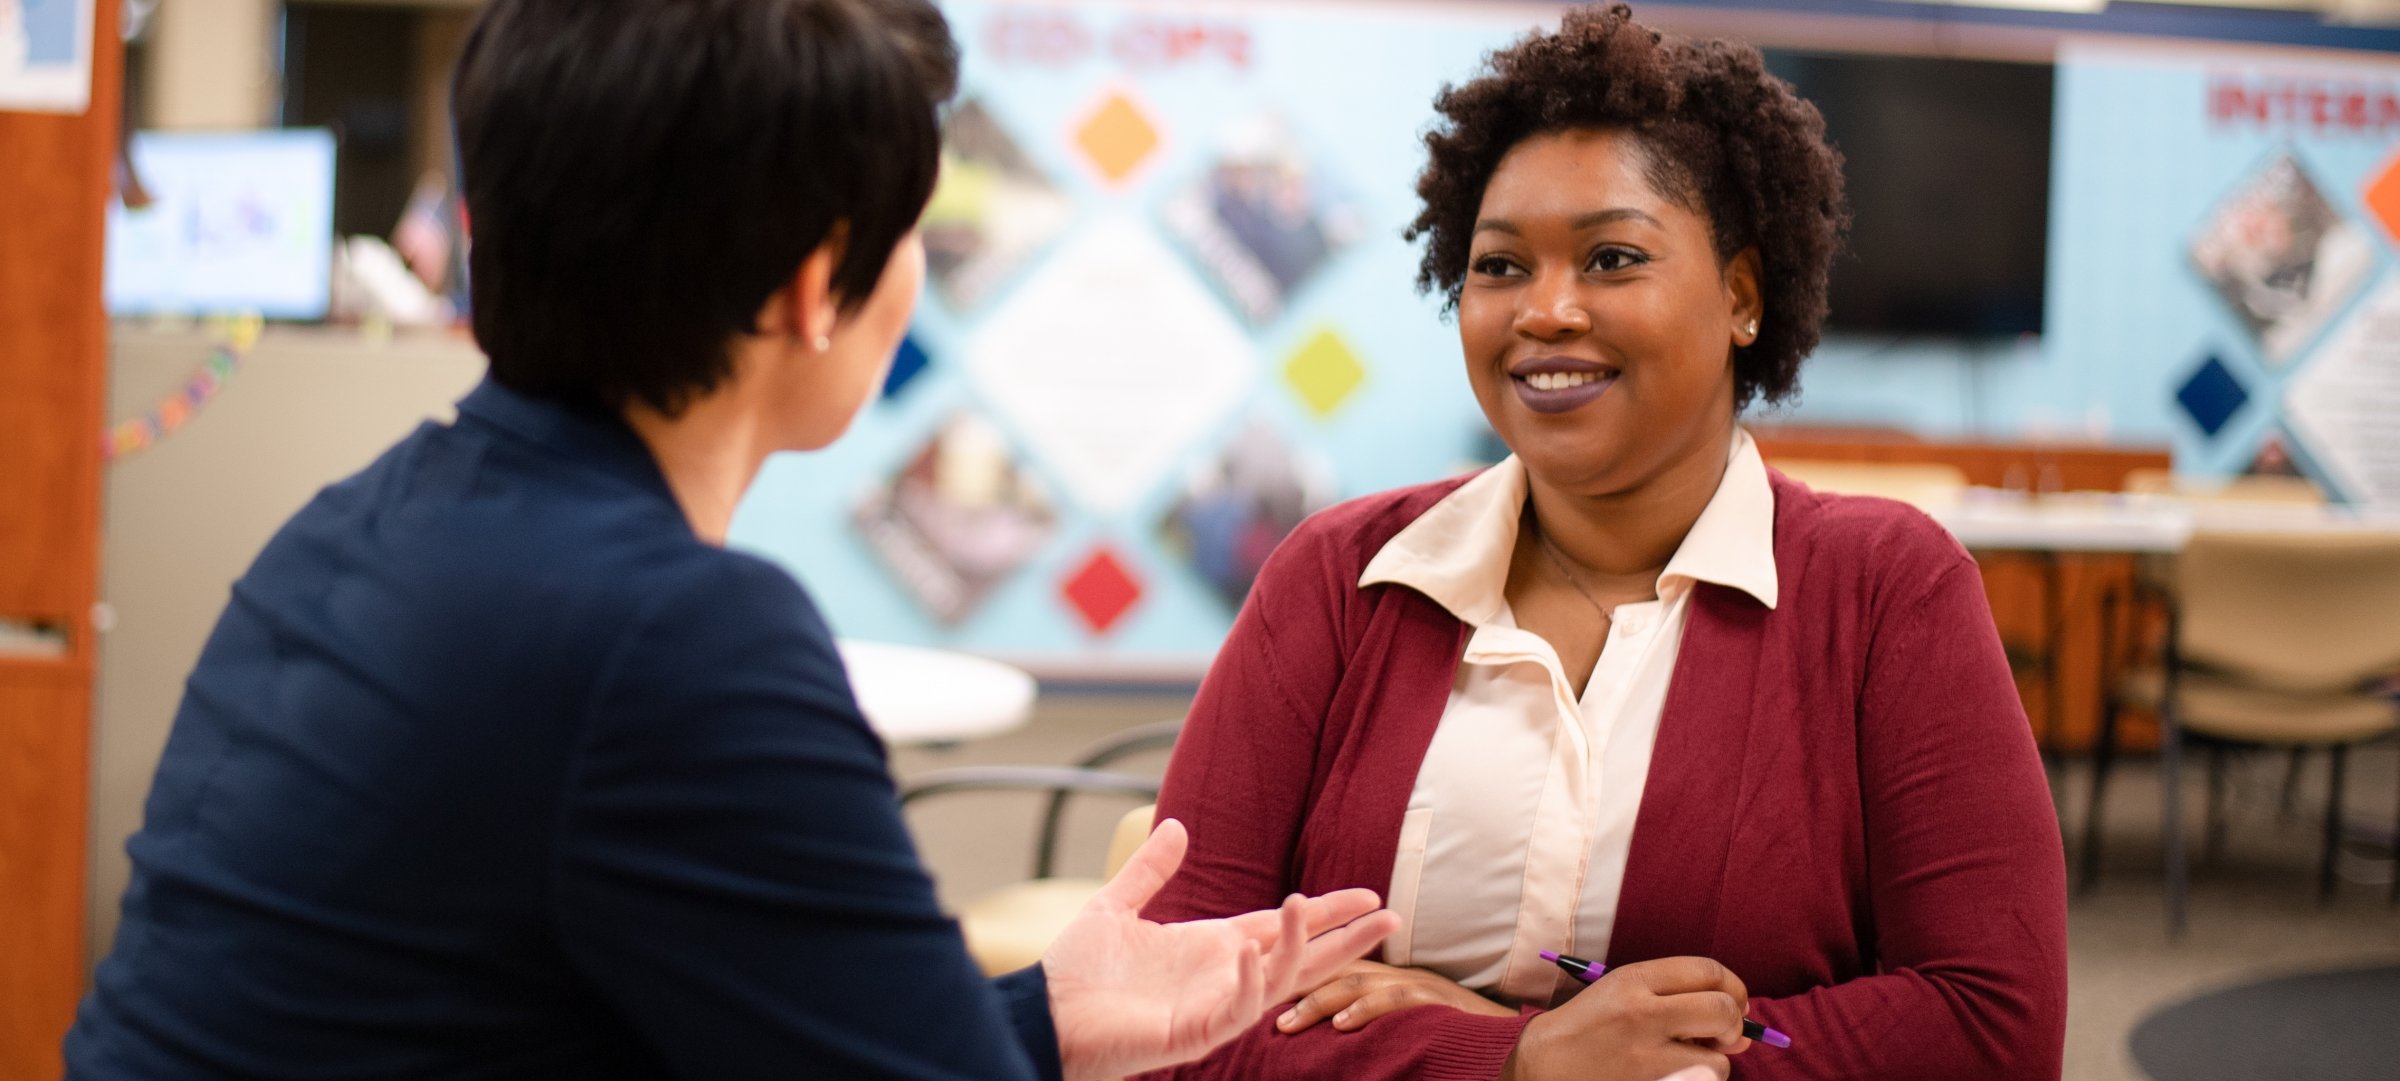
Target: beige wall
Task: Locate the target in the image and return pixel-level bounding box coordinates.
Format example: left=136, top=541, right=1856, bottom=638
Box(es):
left=91, top=327, right=484, bottom=963
left=144, top=0, right=279, bottom=129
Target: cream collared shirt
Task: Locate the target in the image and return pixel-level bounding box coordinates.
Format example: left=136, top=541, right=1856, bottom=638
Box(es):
left=1357, top=430, right=1779, bottom=1006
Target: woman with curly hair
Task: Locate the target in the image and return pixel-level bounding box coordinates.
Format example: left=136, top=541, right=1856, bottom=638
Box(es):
left=1135, top=6, right=2067, bottom=1080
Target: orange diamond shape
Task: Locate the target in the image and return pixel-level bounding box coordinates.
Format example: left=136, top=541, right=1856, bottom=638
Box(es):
left=2366, top=150, right=2400, bottom=245
left=1074, top=91, right=1161, bottom=185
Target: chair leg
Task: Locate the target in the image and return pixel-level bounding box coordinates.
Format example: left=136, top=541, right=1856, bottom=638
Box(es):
left=2203, top=743, right=2229, bottom=868
left=2390, top=743, right=2399, bottom=908
left=2162, top=700, right=2189, bottom=940
left=2321, top=744, right=2348, bottom=904
left=2279, top=747, right=2307, bottom=822
left=2081, top=696, right=2124, bottom=895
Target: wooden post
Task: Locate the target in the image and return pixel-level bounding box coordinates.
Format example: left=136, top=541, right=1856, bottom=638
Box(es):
left=0, top=0, right=122, bottom=1076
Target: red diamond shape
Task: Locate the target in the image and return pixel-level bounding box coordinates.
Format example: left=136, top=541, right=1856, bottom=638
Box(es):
left=1061, top=546, right=1143, bottom=636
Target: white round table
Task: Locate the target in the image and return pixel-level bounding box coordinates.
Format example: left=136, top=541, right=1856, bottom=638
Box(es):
left=835, top=639, right=1038, bottom=746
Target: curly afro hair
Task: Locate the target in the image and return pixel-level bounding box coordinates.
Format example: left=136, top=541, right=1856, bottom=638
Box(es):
left=1406, top=3, right=1848, bottom=410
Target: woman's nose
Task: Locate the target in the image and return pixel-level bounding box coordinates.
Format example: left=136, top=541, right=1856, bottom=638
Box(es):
left=1514, top=270, right=1591, bottom=340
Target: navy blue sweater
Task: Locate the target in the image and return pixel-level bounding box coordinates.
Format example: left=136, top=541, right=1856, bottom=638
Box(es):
left=68, top=379, right=1063, bottom=1081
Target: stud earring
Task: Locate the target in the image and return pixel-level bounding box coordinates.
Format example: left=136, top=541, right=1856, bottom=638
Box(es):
left=1743, top=319, right=1759, bottom=337
left=813, top=334, right=832, bottom=352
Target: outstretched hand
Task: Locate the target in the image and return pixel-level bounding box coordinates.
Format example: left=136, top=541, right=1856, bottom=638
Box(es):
left=1040, top=818, right=1402, bottom=1081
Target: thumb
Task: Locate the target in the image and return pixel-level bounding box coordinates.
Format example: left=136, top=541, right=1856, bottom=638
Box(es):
left=1093, top=816, right=1188, bottom=913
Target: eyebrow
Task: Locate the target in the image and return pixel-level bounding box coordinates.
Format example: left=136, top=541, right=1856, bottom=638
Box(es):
left=1473, top=208, right=1663, bottom=236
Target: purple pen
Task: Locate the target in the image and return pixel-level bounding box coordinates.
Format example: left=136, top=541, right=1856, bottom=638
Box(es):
left=1539, top=949, right=1793, bottom=1050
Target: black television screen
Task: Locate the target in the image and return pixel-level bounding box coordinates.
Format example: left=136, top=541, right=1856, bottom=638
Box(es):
left=1762, top=50, right=2055, bottom=338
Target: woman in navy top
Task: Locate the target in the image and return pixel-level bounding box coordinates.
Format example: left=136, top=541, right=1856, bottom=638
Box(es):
left=64, top=1, right=1396, bottom=1078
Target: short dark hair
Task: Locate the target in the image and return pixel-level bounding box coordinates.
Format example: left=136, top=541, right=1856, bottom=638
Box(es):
left=453, top=0, right=959, bottom=415
left=1405, top=3, right=1848, bottom=410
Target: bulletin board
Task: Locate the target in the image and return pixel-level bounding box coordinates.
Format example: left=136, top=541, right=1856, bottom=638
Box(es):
left=2042, top=41, right=2400, bottom=503
left=729, top=0, right=1545, bottom=673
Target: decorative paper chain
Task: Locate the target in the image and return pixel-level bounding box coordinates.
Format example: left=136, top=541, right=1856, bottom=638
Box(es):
left=103, top=314, right=265, bottom=463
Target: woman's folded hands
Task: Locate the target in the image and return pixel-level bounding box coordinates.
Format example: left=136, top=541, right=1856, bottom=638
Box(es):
left=1275, top=955, right=1753, bottom=1081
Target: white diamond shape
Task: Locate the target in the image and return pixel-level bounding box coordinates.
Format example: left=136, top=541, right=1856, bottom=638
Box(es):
left=966, top=218, right=1257, bottom=513
left=2286, top=275, right=2400, bottom=506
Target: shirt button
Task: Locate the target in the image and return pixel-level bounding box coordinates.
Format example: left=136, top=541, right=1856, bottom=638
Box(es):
left=1616, top=617, right=1643, bottom=637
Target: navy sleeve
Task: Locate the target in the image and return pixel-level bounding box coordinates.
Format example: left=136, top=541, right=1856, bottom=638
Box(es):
left=552, top=554, right=1063, bottom=1080
left=993, top=966, right=1066, bottom=1081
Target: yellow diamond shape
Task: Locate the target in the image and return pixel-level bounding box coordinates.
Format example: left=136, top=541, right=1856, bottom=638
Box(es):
left=1284, top=329, right=1366, bottom=419
left=1074, top=91, right=1161, bottom=185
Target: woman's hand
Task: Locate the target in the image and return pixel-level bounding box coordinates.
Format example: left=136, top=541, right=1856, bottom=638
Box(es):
left=1040, top=818, right=1403, bottom=1081
left=1273, top=960, right=1516, bottom=1033
left=1500, top=957, right=1753, bottom=1081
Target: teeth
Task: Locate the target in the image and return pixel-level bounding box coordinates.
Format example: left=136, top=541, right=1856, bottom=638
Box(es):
left=1526, top=371, right=1602, bottom=391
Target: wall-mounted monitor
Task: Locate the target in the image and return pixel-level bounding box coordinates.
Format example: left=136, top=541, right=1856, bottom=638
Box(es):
left=1763, top=50, right=2055, bottom=339
left=105, top=128, right=338, bottom=321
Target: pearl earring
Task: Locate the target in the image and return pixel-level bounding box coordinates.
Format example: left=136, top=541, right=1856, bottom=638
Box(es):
left=1744, top=319, right=1759, bottom=337
left=813, top=334, right=832, bottom=352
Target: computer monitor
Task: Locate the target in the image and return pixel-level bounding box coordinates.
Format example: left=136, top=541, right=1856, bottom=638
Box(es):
left=105, top=129, right=338, bottom=321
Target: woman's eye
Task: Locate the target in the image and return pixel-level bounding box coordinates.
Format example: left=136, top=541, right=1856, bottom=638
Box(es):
left=1470, top=256, right=1522, bottom=278
left=1588, top=247, right=1647, bottom=272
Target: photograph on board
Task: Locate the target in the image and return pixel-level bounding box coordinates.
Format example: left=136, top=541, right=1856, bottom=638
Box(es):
left=855, top=412, right=1057, bottom=625
left=2189, top=151, right=2374, bottom=366
left=1161, top=113, right=1362, bottom=328
left=920, top=98, right=1075, bottom=314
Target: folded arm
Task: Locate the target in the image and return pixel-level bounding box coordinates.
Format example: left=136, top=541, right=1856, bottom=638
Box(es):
left=1739, top=559, right=2068, bottom=1081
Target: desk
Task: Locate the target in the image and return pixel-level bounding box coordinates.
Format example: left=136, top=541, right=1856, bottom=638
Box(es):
left=1933, top=495, right=2400, bottom=554
left=837, top=639, right=1038, bottom=746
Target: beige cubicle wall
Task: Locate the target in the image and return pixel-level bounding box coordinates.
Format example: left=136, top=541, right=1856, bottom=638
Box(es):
left=91, top=326, right=486, bottom=964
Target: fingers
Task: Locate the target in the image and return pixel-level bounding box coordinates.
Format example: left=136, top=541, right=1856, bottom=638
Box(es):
left=1255, top=894, right=1306, bottom=1000
left=1293, top=909, right=1401, bottom=990
left=1296, top=887, right=1383, bottom=933
left=1327, top=983, right=1442, bottom=1032
left=1623, top=956, right=1751, bottom=1014
left=1274, top=963, right=1379, bottom=1033
left=1093, top=817, right=1189, bottom=913
left=1217, top=939, right=1264, bottom=1040
left=1655, top=989, right=1750, bottom=1050
left=1654, top=1060, right=1730, bottom=1081
left=1226, top=887, right=1383, bottom=947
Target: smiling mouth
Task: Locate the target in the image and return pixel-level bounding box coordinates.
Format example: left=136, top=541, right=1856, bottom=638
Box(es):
left=1508, top=364, right=1619, bottom=415
left=1520, top=370, right=1608, bottom=392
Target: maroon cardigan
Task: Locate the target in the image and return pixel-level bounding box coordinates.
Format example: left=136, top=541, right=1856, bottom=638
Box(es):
left=1139, top=470, right=2066, bottom=1081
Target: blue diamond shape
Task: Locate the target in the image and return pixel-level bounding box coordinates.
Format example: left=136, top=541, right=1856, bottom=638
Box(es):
left=2175, top=354, right=2248, bottom=439
left=881, top=334, right=931, bottom=400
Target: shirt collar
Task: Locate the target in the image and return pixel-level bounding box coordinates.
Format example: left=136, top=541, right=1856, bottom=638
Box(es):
left=1359, top=429, right=1779, bottom=624
left=452, top=375, right=676, bottom=501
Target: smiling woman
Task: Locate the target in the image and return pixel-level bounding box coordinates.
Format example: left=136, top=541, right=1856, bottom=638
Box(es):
left=1135, top=6, right=2067, bottom=1081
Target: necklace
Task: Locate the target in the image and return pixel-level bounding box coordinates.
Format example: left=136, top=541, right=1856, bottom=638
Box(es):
left=1532, top=518, right=1611, bottom=624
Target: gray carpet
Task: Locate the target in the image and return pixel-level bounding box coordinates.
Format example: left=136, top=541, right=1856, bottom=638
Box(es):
left=2128, top=965, right=2400, bottom=1081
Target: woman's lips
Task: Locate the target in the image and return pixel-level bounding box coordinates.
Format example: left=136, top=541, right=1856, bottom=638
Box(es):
left=1510, top=367, right=1618, bottom=415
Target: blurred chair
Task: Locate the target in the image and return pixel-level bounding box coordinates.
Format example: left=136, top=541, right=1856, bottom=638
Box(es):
left=900, top=719, right=1182, bottom=975
left=1768, top=458, right=1970, bottom=512
left=2082, top=530, right=2400, bottom=936
left=2113, top=469, right=2331, bottom=838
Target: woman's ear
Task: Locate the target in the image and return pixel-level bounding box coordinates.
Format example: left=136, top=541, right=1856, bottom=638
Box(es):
left=1725, top=246, right=1764, bottom=347
left=755, top=228, right=845, bottom=351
